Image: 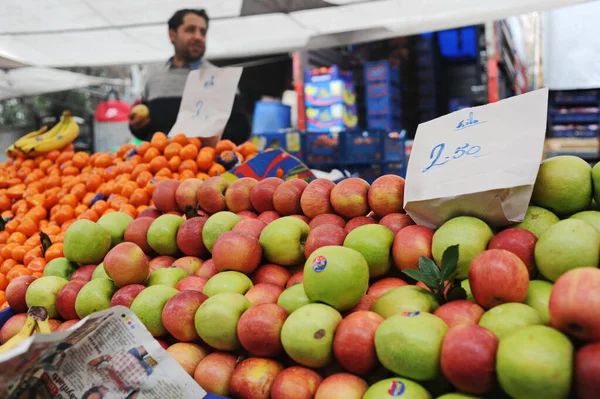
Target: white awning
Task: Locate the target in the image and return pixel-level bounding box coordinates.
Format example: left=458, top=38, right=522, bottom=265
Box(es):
left=0, top=0, right=592, bottom=67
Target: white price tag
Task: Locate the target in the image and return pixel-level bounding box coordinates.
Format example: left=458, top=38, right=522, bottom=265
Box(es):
left=404, top=88, right=549, bottom=229
left=169, top=67, right=243, bottom=139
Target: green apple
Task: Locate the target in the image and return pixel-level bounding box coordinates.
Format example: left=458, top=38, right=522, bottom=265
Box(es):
left=478, top=303, right=543, bottom=340
left=92, top=263, right=109, bottom=280
left=97, top=211, right=134, bottom=248
left=372, top=285, right=438, bottom=319
left=25, top=276, right=68, bottom=319
left=524, top=280, right=553, bottom=324
left=43, top=257, right=77, bottom=280
left=303, top=246, right=369, bottom=311
left=259, top=216, right=310, bottom=266
left=461, top=279, right=475, bottom=302
left=570, top=210, right=600, bottom=232
left=497, top=325, right=573, bottom=399
left=437, top=394, right=482, bottom=399
left=194, top=292, right=251, bottom=350
left=130, top=285, right=179, bottom=337
left=277, top=284, right=312, bottom=313
left=147, top=214, right=185, bottom=256
left=432, top=216, right=494, bottom=279
left=203, top=271, right=253, bottom=297
left=63, top=219, right=111, bottom=265
left=343, top=224, right=395, bottom=277
left=74, top=278, right=117, bottom=319
left=363, top=378, right=431, bottom=399
left=593, top=161, right=600, bottom=205
left=280, top=303, right=342, bottom=368
left=202, top=211, right=242, bottom=253
left=375, top=311, right=448, bottom=381
left=147, top=266, right=188, bottom=288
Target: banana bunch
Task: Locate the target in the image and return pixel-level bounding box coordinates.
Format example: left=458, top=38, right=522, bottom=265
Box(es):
left=5, top=125, right=48, bottom=158
left=0, top=306, right=51, bottom=355
left=9, top=111, right=80, bottom=158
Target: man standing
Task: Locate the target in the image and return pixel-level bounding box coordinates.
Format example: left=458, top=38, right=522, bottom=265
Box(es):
left=129, top=9, right=250, bottom=145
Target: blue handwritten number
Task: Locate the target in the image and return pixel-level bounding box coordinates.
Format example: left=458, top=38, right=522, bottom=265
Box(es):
left=468, top=145, right=482, bottom=156
left=422, top=143, right=449, bottom=173
left=193, top=101, right=204, bottom=119
left=453, top=143, right=469, bottom=159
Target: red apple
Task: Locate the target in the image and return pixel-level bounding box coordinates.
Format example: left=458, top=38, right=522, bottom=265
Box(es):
left=232, top=218, right=267, bottom=239
left=392, top=225, right=434, bottom=271
left=237, top=303, right=289, bottom=357
left=441, top=325, right=498, bottom=395
left=286, top=271, right=303, bottom=288
left=270, top=366, right=323, bottom=399
left=379, top=213, right=415, bottom=235
left=575, top=342, right=600, bottom=399
left=238, top=211, right=258, bottom=219
left=345, top=294, right=375, bottom=314
left=103, top=242, right=150, bottom=287
left=5, top=275, right=36, bottom=313
left=123, top=217, right=155, bottom=254
left=257, top=211, right=281, bottom=224
left=273, top=180, right=308, bottom=216
left=252, top=264, right=290, bottom=288
left=173, top=256, right=202, bottom=275
left=330, top=178, right=370, bottom=219
left=137, top=207, right=162, bottom=219
left=225, top=177, right=259, bottom=213
left=549, top=267, right=600, bottom=341
left=230, top=357, right=284, bottom=399
left=213, top=231, right=262, bottom=274
left=251, top=177, right=284, bottom=213
left=175, top=178, right=204, bottom=212
left=367, top=174, right=406, bottom=217
left=304, top=224, right=347, bottom=258
left=315, top=373, right=368, bottom=399
left=56, top=280, right=87, bottom=320
left=56, top=319, right=80, bottom=332
left=176, top=276, right=208, bottom=292
left=290, top=214, right=310, bottom=224
left=194, top=258, right=218, bottom=279
left=194, top=352, right=239, bottom=397
left=110, top=284, right=145, bottom=308
left=344, top=216, right=376, bottom=233
left=48, top=319, right=62, bottom=332
left=0, top=313, right=27, bottom=344
left=162, top=290, right=208, bottom=342
left=149, top=255, right=176, bottom=274
left=434, top=300, right=485, bottom=328
left=488, top=228, right=537, bottom=278
left=300, top=178, right=336, bottom=219
left=167, top=342, right=209, bottom=376
left=197, top=176, right=229, bottom=214
left=333, top=311, right=384, bottom=375
left=309, top=214, right=346, bottom=230
left=245, top=283, right=284, bottom=305
left=156, top=338, right=169, bottom=350
left=152, top=179, right=181, bottom=213
left=367, top=277, right=408, bottom=300
left=469, top=249, right=529, bottom=309
left=70, top=265, right=96, bottom=282
left=176, top=217, right=209, bottom=259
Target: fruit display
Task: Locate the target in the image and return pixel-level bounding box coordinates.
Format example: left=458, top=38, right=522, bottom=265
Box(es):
left=0, top=129, right=599, bottom=399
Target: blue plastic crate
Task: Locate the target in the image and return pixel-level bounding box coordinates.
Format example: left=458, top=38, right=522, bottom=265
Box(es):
left=384, top=131, right=407, bottom=163
left=345, top=131, right=381, bottom=163
left=367, top=116, right=401, bottom=132
left=252, top=101, right=291, bottom=134
left=549, top=110, right=600, bottom=124
left=251, top=132, right=302, bottom=157
left=366, top=82, right=401, bottom=100
left=551, top=126, right=599, bottom=138
left=551, top=90, right=600, bottom=105
left=438, top=26, right=477, bottom=60
left=305, top=65, right=353, bottom=83
left=364, top=61, right=400, bottom=85
left=304, top=132, right=342, bottom=165
left=366, top=97, right=402, bottom=116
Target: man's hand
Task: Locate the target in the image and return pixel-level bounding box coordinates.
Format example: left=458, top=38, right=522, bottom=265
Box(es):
left=129, top=104, right=150, bottom=129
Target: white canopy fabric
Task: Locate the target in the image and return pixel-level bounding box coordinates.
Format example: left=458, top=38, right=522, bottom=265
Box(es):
left=0, top=67, right=125, bottom=100
left=0, top=0, right=592, bottom=67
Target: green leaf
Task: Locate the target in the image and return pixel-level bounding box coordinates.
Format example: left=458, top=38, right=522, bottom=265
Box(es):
left=440, top=245, right=460, bottom=282
left=445, top=285, right=468, bottom=302
left=40, top=231, right=52, bottom=257
left=0, top=218, right=5, bottom=232
left=402, top=268, right=438, bottom=291
left=184, top=205, right=198, bottom=220
left=418, top=255, right=441, bottom=283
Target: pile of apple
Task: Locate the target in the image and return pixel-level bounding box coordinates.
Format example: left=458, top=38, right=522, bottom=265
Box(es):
left=3, top=172, right=600, bottom=399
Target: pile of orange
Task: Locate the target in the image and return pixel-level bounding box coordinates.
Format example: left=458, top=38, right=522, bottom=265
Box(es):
left=0, top=133, right=259, bottom=309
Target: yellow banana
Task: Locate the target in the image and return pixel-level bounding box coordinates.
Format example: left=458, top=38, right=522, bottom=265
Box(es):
left=0, top=306, right=52, bottom=354
left=18, top=111, right=79, bottom=156
left=5, top=125, right=48, bottom=157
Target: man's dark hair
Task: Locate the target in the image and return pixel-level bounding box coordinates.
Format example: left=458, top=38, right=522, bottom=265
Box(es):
left=168, top=9, right=210, bottom=31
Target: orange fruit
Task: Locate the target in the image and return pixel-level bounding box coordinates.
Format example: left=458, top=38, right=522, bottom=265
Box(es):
left=0, top=273, right=8, bottom=291
left=74, top=204, right=88, bottom=217
left=208, top=163, right=226, bottom=176
left=155, top=168, right=173, bottom=178
left=215, top=140, right=236, bottom=154
left=27, top=257, right=46, bottom=273
left=171, top=133, right=189, bottom=146
left=137, top=142, right=150, bottom=157
left=7, top=232, right=26, bottom=245
left=129, top=188, right=150, bottom=208
left=143, top=147, right=161, bottom=164
left=149, top=156, right=168, bottom=174
left=196, top=151, right=214, bottom=172
left=54, top=204, right=75, bottom=225
left=196, top=172, right=210, bottom=181
left=179, top=170, right=196, bottom=181
left=45, top=243, right=64, bottom=262
left=0, top=259, right=17, bottom=274
left=94, top=153, right=114, bottom=168
left=11, top=245, right=30, bottom=263
left=91, top=200, right=109, bottom=215
left=189, top=138, right=202, bottom=149
left=23, top=246, right=43, bottom=266
left=7, top=265, right=32, bottom=281
left=17, top=218, right=38, bottom=238
left=131, top=164, right=150, bottom=180
left=0, top=195, right=11, bottom=212
left=150, top=132, right=168, bottom=152
left=180, top=144, right=199, bottom=161
left=179, top=159, right=198, bottom=174
left=164, top=143, right=183, bottom=160
left=168, top=156, right=182, bottom=172
left=0, top=231, right=9, bottom=245
left=136, top=171, right=153, bottom=189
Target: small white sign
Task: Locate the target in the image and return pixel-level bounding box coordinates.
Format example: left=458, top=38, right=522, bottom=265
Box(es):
left=169, top=67, right=243, bottom=139
left=404, top=88, right=549, bottom=229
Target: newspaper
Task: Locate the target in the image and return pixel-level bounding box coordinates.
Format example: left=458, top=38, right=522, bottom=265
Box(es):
left=0, top=306, right=207, bottom=399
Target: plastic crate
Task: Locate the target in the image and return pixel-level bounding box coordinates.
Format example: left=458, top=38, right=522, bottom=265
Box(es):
left=251, top=132, right=302, bottom=157
left=549, top=110, right=600, bottom=124
left=384, top=131, right=406, bottom=162
left=550, top=125, right=599, bottom=138
left=438, top=26, right=477, bottom=60
left=551, top=90, right=600, bottom=105
left=364, top=61, right=400, bottom=85
left=367, top=116, right=401, bottom=132
left=304, top=132, right=342, bottom=165
left=366, top=97, right=402, bottom=116
left=345, top=131, right=381, bottom=163
left=366, top=83, right=401, bottom=100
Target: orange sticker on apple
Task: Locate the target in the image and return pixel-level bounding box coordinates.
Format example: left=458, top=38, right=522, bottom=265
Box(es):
left=388, top=380, right=406, bottom=396
left=312, top=256, right=327, bottom=272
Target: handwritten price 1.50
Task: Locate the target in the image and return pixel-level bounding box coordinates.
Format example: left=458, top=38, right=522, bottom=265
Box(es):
left=422, top=143, right=487, bottom=173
